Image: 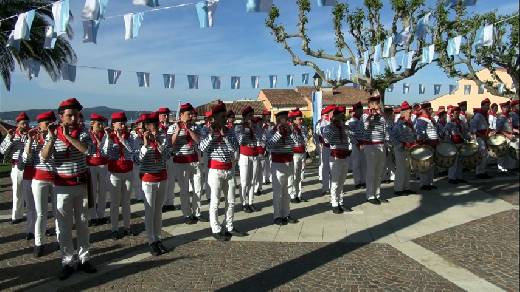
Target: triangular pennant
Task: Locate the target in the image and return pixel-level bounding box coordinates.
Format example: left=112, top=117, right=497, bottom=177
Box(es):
left=136, top=72, right=150, bottom=87
left=108, top=69, right=122, bottom=85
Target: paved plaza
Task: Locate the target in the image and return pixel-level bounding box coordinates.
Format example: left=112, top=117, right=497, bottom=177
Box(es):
left=0, top=162, right=518, bottom=291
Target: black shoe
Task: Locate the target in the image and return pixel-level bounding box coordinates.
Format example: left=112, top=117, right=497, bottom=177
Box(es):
left=222, top=230, right=233, bottom=240
left=404, top=190, right=416, bottom=195
left=88, top=219, right=96, bottom=226
left=243, top=205, right=252, bottom=213
left=157, top=241, right=169, bottom=254
left=227, top=228, right=248, bottom=237
left=185, top=216, right=196, bottom=225
left=361, top=183, right=366, bottom=188
left=45, top=228, right=56, bottom=236
left=378, top=198, right=389, bottom=203
left=448, top=179, right=458, bottom=184
left=367, top=199, right=381, bottom=205
left=455, top=179, right=468, bottom=184
left=264, top=180, right=271, bottom=185
left=34, top=245, right=44, bottom=258
left=194, top=215, right=208, bottom=222
left=212, top=232, right=228, bottom=242
left=299, top=197, right=308, bottom=202
left=274, top=217, right=284, bottom=225
left=295, top=197, right=302, bottom=203
left=78, top=261, right=98, bottom=273
left=25, top=233, right=34, bottom=240
left=121, top=228, right=138, bottom=237
left=339, top=205, right=353, bottom=212
left=97, top=217, right=109, bottom=225
left=149, top=242, right=162, bottom=256
left=59, top=265, right=75, bottom=280
left=355, top=184, right=363, bottom=189
left=255, top=191, right=262, bottom=196
left=420, top=185, right=430, bottom=191
left=249, top=204, right=259, bottom=212
left=332, top=207, right=341, bottom=214
left=394, top=191, right=405, bottom=196
left=290, top=198, right=298, bottom=203
left=285, top=216, right=298, bottom=224
left=111, top=231, right=121, bottom=240
left=430, top=185, right=438, bottom=190
left=162, top=205, right=175, bottom=213
left=11, top=218, right=23, bottom=225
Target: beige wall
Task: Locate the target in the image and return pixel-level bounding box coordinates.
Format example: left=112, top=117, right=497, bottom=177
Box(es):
left=430, top=69, right=513, bottom=112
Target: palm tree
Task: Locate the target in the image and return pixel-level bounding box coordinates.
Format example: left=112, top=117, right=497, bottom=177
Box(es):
left=0, top=0, right=77, bottom=91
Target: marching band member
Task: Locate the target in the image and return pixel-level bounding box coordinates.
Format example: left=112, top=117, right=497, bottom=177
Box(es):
left=411, top=103, right=421, bottom=123
left=446, top=106, right=470, bottom=184
left=138, top=112, right=170, bottom=256
left=130, top=114, right=146, bottom=202
left=258, top=109, right=273, bottom=186
left=436, top=109, right=448, bottom=140
left=157, top=107, right=176, bottom=213
left=236, top=106, right=260, bottom=213
left=288, top=108, right=307, bottom=203
left=496, top=101, right=515, bottom=173
left=316, top=105, right=335, bottom=195
left=391, top=101, right=416, bottom=196
left=458, top=101, right=469, bottom=127
left=87, top=113, right=109, bottom=226
left=489, top=103, right=498, bottom=130
left=415, top=102, right=439, bottom=190
left=40, top=98, right=97, bottom=280
left=348, top=102, right=366, bottom=189
left=24, top=111, right=56, bottom=257
left=198, top=111, right=213, bottom=200
left=267, top=110, right=299, bottom=225
left=200, top=102, right=247, bottom=240
left=226, top=110, right=239, bottom=189
left=322, top=106, right=351, bottom=213
left=102, top=112, right=137, bottom=239
left=19, top=129, right=37, bottom=243
left=169, top=103, right=206, bottom=224
left=361, top=96, right=388, bottom=205
left=251, top=116, right=264, bottom=196
left=382, top=106, right=395, bottom=183
left=471, top=98, right=493, bottom=179
left=0, top=112, right=29, bottom=224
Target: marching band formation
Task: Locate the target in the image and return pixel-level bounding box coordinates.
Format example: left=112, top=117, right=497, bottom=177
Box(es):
left=0, top=96, right=519, bottom=280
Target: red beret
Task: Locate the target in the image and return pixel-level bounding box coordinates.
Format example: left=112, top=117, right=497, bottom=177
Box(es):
left=511, top=99, right=519, bottom=106
left=144, top=112, right=159, bottom=123
left=111, top=112, right=127, bottom=122
left=368, top=96, right=381, bottom=103
left=251, top=117, right=261, bottom=123
left=211, top=101, right=227, bottom=115
left=90, top=113, right=107, bottom=122
left=321, top=105, right=335, bottom=115
left=481, top=98, right=491, bottom=105
left=421, top=102, right=432, bottom=109
left=393, top=108, right=401, bottom=114
left=136, top=113, right=147, bottom=123
left=452, top=106, right=461, bottom=111
left=179, top=103, right=194, bottom=113
left=275, top=110, right=289, bottom=117
left=400, top=101, right=411, bottom=111
left=333, top=106, right=346, bottom=114
left=36, top=111, right=56, bottom=123
left=352, top=101, right=363, bottom=110
left=15, top=112, right=30, bottom=123
left=204, top=111, right=212, bottom=118
left=499, top=101, right=510, bottom=107
left=156, top=107, right=170, bottom=114
left=262, top=109, right=271, bottom=115
left=288, top=108, right=303, bottom=118
left=241, top=106, right=254, bottom=116
left=58, top=98, right=83, bottom=112
left=447, top=105, right=454, bottom=109
left=226, top=110, right=235, bottom=118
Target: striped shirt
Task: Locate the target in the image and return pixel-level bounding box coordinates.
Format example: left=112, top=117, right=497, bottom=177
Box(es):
left=291, top=124, right=307, bottom=148
left=415, top=117, right=439, bottom=141
left=390, top=118, right=416, bottom=146
left=496, top=114, right=513, bottom=133
left=0, top=132, right=27, bottom=163
left=167, top=122, right=199, bottom=158
left=470, top=112, right=489, bottom=135
left=315, top=119, right=330, bottom=145
left=266, top=126, right=297, bottom=154
left=101, top=133, right=135, bottom=173
left=235, top=123, right=259, bottom=148
left=362, top=113, right=387, bottom=144
left=130, top=130, right=144, bottom=164
left=348, top=116, right=364, bottom=145
left=199, top=127, right=238, bottom=163
left=322, top=124, right=349, bottom=150
left=22, top=137, right=55, bottom=180
left=138, top=132, right=169, bottom=174
left=445, top=119, right=470, bottom=143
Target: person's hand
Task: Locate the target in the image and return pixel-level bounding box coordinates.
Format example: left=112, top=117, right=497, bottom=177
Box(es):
left=143, top=130, right=150, bottom=146
left=7, top=129, right=15, bottom=139
left=47, top=124, right=57, bottom=138
left=220, top=128, right=225, bottom=137
left=104, top=127, right=113, bottom=136
left=175, top=122, right=182, bottom=135
left=63, top=124, right=71, bottom=138
left=27, top=128, right=39, bottom=140
left=116, top=128, right=123, bottom=140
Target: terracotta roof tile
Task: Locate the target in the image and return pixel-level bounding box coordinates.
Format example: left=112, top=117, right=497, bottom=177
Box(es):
left=260, top=89, right=307, bottom=107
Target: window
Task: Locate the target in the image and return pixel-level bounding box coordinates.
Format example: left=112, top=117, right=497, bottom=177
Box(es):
left=478, top=84, right=485, bottom=94
left=464, top=85, right=471, bottom=95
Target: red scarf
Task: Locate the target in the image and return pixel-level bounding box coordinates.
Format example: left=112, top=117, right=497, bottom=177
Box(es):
left=159, top=123, right=168, bottom=133
left=110, top=130, right=129, bottom=161
left=148, top=133, right=161, bottom=162
left=419, top=112, right=433, bottom=121
left=226, top=122, right=234, bottom=129
left=90, top=131, right=104, bottom=157
left=502, top=111, right=510, bottom=118
left=488, top=110, right=496, bottom=117
left=57, top=126, right=80, bottom=158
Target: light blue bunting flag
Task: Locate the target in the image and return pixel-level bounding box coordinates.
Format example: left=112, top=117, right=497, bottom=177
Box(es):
left=403, top=50, right=415, bottom=69
left=396, top=26, right=411, bottom=46
left=269, top=75, right=277, bottom=88
left=474, top=24, right=493, bottom=47
left=133, top=0, right=159, bottom=7
left=44, top=26, right=57, bottom=49
left=82, top=20, right=100, bottom=43
left=188, top=75, right=199, bottom=89
left=403, top=83, right=410, bottom=94
left=124, top=12, right=144, bottom=40
left=447, top=35, right=462, bottom=56
left=211, top=76, right=221, bottom=89
left=382, top=36, right=393, bottom=58
left=163, top=74, right=175, bottom=89
left=251, top=76, right=260, bottom=88
left=137, top=72, right=150, bottom=87
left=108, top=69, right=122, bottom=85
left=301, top=73, right=309, bottom=85
left=287, top=75, right=294, bottom=86
left=416, top=12, right=431, bottom=39
left=371, top=61, right=381, bottom=76
left=12, top=10, right=35, bottom=40
left=345, top=61, right=351, bottom=80
left=52, top=0, right=70, bottom=35
left=498, top=83, right=505, bottom=95
left=463, top=85, right=471, bottom=95
left=373, top=44, right=381, bottom=61
left=386, top=57, right=398, bottom=73
left=434, top=84, right=441, bottom=95
left=83, top=0, right=109, bottom=20
left=246, top=0, right=272, bottom=12
left=231, top=76, right=240, bottom=89
left=196, top=0, right=219, bottom=28
left=419, top=84, right=426, bottom=94
left=449, top=84, right=457, bottom=94
left=478, top=83, right=485, bottom=94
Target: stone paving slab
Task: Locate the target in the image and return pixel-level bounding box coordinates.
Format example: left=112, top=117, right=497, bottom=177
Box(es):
left=414, top=210, right=519, bottom=292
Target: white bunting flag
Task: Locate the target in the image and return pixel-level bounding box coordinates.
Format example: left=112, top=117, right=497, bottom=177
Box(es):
left=62, top=64, right=76, bottom=82
left=345, top=61, right=351, bottom=80
left=133, top=0, right=159, bottom=7
left=403, top=83, right=410, bottom=94
left=478, top=83, right=485, bottom=94
left=44, top=26, right=57, bottom=49
left=269, top=75, right=277, bottom=88
left=382, top=36, right=393, bottom=58
left=52, top=0, right=70, bottom=35
left=317, top=0, right=336, bottom=7
left=373, top=44, right=381, bottom=62
left=108, top=69, right=122, bottom=85
left=82, top=20, right=100, bottom=43
left=211, top=76, right=221, bottom=89
left=474, top=24, right=493, bottom=47
left=371, top=61, right=381, bottom=76
left=447, top=35, right=462, bottom=56
left=251, top=76, right=260, bottom=88
left=360, top=51, right=369, bottom=75
left=498, top=83, right=505, bottom=95
left=403, top=50, right=415, bottom=69
left=124, top=12, right=144, bottom=40
left=137, top=72, right=150, bottom=87
left=246, top=0, right=273, bottom=12
left=386, top=57, right=398, bottom=73
left=187, top=75, right=199, bottom=89
left=82, top=0, right=108, bottom=21
left=419, top=84, right=426, bottom=94
left=196, top=0, right=219, bottom=28
left=434, top=84, right=441, bottom=95
left=301, top=73, right=309, bottom=85
left=163, top=74, right=175, bottom=89
left=421, top=45, right=435, bottom=64
left=287, top=74, right=294, bottom=86
left=231, top=76, right=240, bottom=89
left=13, top=10, right=35, bottom=41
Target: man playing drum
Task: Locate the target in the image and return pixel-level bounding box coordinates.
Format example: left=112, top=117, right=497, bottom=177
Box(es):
left=470, top=98, right=493, bottom=179
left=415, top=102, right=439, bottom=190
left=445, top=106, right=470, bottom=184
left=496, top=101, right=516, bottom=172
left=390, top=101, right=416, bottom=196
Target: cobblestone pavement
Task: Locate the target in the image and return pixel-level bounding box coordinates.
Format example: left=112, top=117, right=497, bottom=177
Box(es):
left=414, top=210, right=519, bottom=292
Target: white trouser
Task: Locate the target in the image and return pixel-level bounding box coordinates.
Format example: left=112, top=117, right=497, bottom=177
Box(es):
left=364, top=145, right=386, bottom=200
left=255, top=155, right=266, bottom=193
left=109, top=172, right=132, bottom=231
left=173, top=162, right=202, bottom=218
left=142, top=180, right=166, bottom=243
left=320, top=146, right=331, bottom=192
left=200, top=155, right=210, bottom=201
left=351, top=146, right=366, bottom=185
left=55, top=184, right=90, bottom=266
left=164, top=159, right=176, bottom=206
left=21, top=179, right=36, bottom=234
left=271, top=161, right=293, bottom=219
left=263, top=153, right=271, bottom=182
left=329, top=157, right=348, bottom=207
left=383, top=146, right=396, bottom=181
left=208, top=168, right=235, bottom=234
left=289, top=153, right=305, bottom=199
left=131, top=163, right=144, bottom=200
left=88, top=165, right=108, bottom=220
left=394, top=147, right=411, bottom=192
left=32, top=179, right=54, bottom=246
left=476, top=137, right=488, bottom=175
left=239, top=154, right=258, bottom=206
left=10, top=166, right=24, bottom=220
left=448, top=154, right=463, bottom=180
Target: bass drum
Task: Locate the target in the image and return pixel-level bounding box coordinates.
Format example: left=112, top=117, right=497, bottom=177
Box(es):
left=487, top=134, right=508, bottom=159
left=459, top=141, right=481, bottom=169
left=410, top=145, right=435, bottom=173
left=435, top=141, right=457, bottom=168
left=509, top=136, right=520, bottom=160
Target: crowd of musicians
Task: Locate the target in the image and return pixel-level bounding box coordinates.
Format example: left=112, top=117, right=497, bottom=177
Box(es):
left=0, top=96, right=518, bottom=280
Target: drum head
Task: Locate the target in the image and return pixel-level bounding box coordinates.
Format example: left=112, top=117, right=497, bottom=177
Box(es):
left=460, top=142, right=478, bottom=156
left=411, top=146, right=434, bottom=160
left=488, top=134, right=507, bottom=146
left=437, top=142, right=457, bottom=157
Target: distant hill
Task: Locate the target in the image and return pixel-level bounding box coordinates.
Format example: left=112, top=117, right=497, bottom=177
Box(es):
left=0, top=106, right=144, bottom=123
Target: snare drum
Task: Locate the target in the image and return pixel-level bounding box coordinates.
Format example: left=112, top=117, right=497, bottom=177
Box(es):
left=459, top=141, right=481, bottom=169
left=435, top=142, right=457, bottom=168
left=487, top=134, right=508, bottom=158
left=410, top=145, right=435, bottom=173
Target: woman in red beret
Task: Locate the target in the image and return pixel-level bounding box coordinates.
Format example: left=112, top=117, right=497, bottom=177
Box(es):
left=288, top=108, right=307, bottom=204
left=130, top=114, right=147, bottom=202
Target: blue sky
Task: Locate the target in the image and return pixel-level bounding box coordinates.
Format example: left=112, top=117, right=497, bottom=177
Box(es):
left=0, top=0, right=517, bottom=112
